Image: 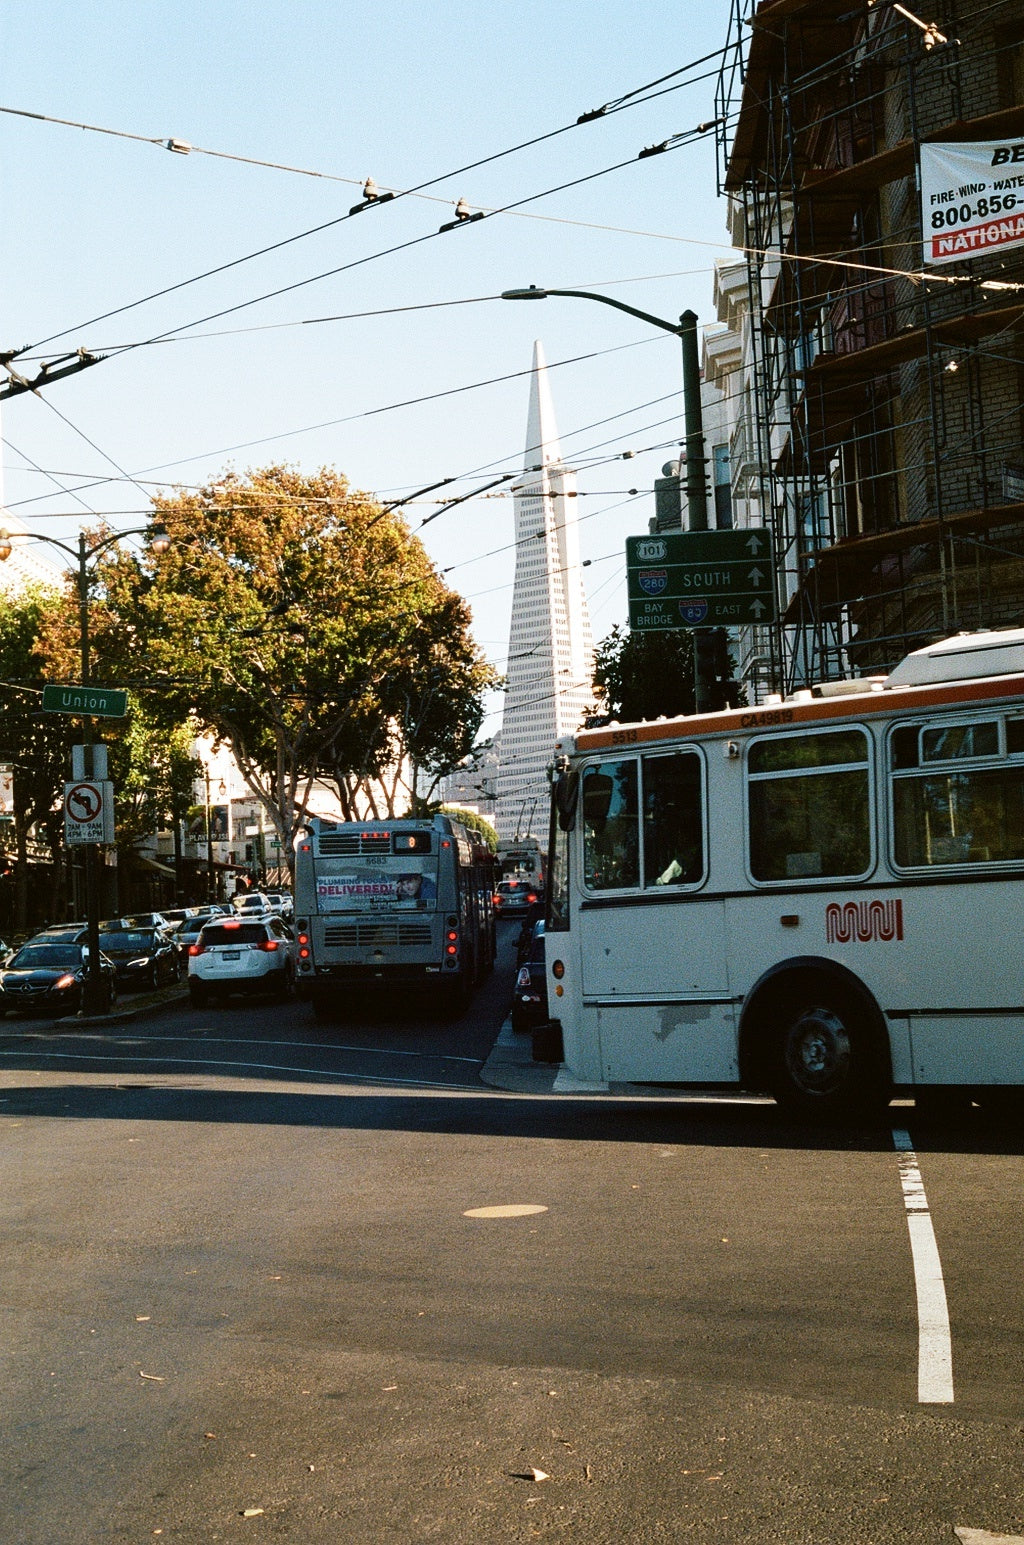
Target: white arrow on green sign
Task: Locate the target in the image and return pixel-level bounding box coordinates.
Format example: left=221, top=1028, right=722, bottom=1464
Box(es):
left=42, top=684, right=128, bottom=718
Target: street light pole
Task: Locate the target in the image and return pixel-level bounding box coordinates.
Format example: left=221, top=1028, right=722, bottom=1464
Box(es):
left=501, top=287, right=715, bottom=709
left=0, top=521, right=170, bottom=1012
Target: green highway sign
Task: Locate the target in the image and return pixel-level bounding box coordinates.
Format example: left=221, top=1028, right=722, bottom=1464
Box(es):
left=626, top=528, right=777, bottom=631
left=42, top=684, right=128, bottom=718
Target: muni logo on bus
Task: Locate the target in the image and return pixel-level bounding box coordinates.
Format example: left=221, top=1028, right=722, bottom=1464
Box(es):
left=825, top=898, right=904, bottom=944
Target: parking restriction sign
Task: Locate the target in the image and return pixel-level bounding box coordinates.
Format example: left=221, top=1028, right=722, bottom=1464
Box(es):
left=64, top=780, right=115, bottom=845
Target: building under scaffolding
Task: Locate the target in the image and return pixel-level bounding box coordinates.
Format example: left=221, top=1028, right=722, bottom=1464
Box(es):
left=716, top=0, right=1024, bottom=694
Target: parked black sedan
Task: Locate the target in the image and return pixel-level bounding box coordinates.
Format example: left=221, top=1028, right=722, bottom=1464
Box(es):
left=96, top=926, right=180, bottom=991
left=0, top=940, right=117, bottom=1016
left=510, top=920, right=548, bottom=1034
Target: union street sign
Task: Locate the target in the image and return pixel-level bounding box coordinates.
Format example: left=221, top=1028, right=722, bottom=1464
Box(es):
left=626, top=528, right=777, bottom=631
left=43, top=684, right=128, bottom=718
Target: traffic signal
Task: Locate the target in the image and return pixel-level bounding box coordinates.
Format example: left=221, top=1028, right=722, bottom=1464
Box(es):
left=653, top=461, right=683, bottom=532
left=694, top=628, right=738, bottom=712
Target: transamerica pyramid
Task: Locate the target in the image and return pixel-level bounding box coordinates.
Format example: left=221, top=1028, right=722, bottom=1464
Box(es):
left=494, top=342, right=594, bottom=843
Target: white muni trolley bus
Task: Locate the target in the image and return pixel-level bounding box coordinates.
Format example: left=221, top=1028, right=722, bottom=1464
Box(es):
left=544, top=628, right=1024, bottom=1117
left=292, top=813, right=496, bottom=1017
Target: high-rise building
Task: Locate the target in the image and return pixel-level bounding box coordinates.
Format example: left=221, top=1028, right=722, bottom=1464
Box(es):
left=495, top=342, right=594, bottom=843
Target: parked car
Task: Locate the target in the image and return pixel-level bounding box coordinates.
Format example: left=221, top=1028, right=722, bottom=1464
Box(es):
left=492, top=879, right=539, bottom=919
left=187, top=914, right=293, bottom=1005
left=159, top=907, right=202, bottom=932
left=0, top=939, right=117, bottom=1016
left=96, top=925, right=180, bottom=992
left=510, top=920, right=548, bottom=1034
left=173, top=914, right=210, bottom=964
left=101, top=912, right=170, bottom=932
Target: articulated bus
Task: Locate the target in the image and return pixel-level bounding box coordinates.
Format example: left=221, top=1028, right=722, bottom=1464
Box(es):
left=292, top=813, right=496, bottom=1018
left=543, top=628, right=1024, bottom=1118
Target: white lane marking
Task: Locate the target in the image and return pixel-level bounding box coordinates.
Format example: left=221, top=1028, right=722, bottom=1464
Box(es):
left=892, top=1128, right=954, bottom=1404
left=0, top=1050, right=478, bottom=1091
left=0, top=1031, right=482, bottom=1065
left=956, top=1528, right=1024, bottom=1544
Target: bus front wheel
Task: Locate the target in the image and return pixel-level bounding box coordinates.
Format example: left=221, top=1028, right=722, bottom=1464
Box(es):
left=767, top=981, right=888, bottom=1121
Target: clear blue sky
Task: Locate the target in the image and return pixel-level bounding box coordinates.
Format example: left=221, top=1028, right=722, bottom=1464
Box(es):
left=1, top=0, right=737, bottom=734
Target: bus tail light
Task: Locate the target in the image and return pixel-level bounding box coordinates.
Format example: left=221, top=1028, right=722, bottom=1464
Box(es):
left=297, top=931, right=310, bottom=961
left=552, top=960, right=565, bottom=979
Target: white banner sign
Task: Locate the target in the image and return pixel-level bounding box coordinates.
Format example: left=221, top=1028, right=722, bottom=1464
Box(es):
left=921, top=139, right=1024, bottom=265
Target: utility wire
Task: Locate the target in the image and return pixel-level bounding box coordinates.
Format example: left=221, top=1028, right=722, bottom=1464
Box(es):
left=13, top=46, right=729, bottom=356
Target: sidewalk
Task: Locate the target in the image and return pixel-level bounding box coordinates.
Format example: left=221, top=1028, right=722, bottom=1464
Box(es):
left=480, top=1021, right=611, bottom=1097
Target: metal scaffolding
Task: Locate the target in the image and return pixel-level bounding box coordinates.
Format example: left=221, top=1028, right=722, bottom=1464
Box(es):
left=716, top=0, right=1024, bottom=692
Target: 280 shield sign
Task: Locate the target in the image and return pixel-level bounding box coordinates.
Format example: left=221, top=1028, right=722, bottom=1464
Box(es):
left=626, top=529, right=777, bottom=632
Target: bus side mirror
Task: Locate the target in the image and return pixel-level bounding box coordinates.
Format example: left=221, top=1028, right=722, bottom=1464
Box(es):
left=555, top=768, right=580, bottom=831
left=582, top=772, right=613, bottom=832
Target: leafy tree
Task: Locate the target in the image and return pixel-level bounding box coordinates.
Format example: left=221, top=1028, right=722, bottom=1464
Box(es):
left=438, top=805, right=498, bottom=852
left=73, top=465, right=494, bottom=866
left=0, top=586, right=77, bottom=930
left=591, top=624, right=696, bottom=722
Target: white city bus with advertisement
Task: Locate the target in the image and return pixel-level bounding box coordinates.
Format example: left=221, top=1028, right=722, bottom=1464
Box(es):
left=292, top=813, right=496, bottom=1018
left=542, top=628, right=1024, bottom=1118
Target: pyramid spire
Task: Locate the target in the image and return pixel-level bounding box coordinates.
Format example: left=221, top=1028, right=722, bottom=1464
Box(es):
left=523, top=340, right=561, bottom=469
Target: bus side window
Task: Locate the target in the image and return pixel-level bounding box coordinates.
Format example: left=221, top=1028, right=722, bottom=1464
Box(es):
left=892, top=715, right=1024, bottom=867
left=643, top=751, right=703, bottom=886
left=582, top=761, right=639, bottom=890
left=747, top=729, right=871, bottom=882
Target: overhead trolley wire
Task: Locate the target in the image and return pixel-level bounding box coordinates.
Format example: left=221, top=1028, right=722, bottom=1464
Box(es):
left=10, top=44, right=730, bottom=357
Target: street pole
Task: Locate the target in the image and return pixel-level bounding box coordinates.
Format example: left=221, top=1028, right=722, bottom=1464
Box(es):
left=205, top=767, right=216, bottom=902
left=678, top=310, right=717, bottom=713
left=501, top=288, right=717, bottom=711
left=78, top=534, right=105, bottom=1015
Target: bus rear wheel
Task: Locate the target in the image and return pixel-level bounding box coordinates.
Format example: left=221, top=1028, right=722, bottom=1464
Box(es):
left=768, top=983, right=887, bottom=1121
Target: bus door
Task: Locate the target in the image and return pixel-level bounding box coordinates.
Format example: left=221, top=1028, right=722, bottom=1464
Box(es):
left=576, top=751, right=736, bottom=1083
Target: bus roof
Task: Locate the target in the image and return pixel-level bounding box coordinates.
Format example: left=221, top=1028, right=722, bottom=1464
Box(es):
left=566, top=628, right=1024, bottom=756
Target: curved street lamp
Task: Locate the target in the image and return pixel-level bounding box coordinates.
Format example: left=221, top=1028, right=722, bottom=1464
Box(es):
left=500, top=286, right=708, bottom=530
left=0, top=520, right=172, bottom=1012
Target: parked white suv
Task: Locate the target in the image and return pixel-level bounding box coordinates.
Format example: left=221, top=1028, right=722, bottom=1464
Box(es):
left=187, top=916, right=293, bottom=1005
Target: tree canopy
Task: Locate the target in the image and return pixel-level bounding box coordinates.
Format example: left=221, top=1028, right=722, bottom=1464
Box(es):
left=70, top=465, right=494, bottom=860
left=591, top=624, right=696, bottom=723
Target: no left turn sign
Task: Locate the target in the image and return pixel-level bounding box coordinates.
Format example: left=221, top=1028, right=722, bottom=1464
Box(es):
left=64, top=779, right=114, bottom=844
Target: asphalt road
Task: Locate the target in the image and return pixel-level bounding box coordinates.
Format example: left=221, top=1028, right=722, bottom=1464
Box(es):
left=1, top=926, right=1023, bottom=1543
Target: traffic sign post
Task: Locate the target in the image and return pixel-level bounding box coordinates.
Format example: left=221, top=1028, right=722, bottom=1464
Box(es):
left=626, top=529, right=777, bottom=632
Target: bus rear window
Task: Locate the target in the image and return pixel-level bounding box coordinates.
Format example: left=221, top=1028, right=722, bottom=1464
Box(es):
left=748, top=729, right=870, bottom=882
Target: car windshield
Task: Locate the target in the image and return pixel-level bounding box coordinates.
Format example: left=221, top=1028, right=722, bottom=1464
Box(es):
left=99, top=931, right=156, bottom=951
left=9, top=945, right=80, bottom=970
left=202, top=924, right=267, bottom=947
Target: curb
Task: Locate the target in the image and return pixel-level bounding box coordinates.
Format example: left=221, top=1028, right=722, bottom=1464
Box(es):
left=21, top=981, right=190, bottom=1033
left=479, top=1021, right=561, bottom=1095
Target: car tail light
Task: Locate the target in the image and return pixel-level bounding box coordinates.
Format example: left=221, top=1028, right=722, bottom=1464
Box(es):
left=516, top=966, right=531, bottom=989
left=259, top=940, right=280, bottom=952
left=527, top=892, right=537, bottom=904
left=188, top=943, right=204, bottom=957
